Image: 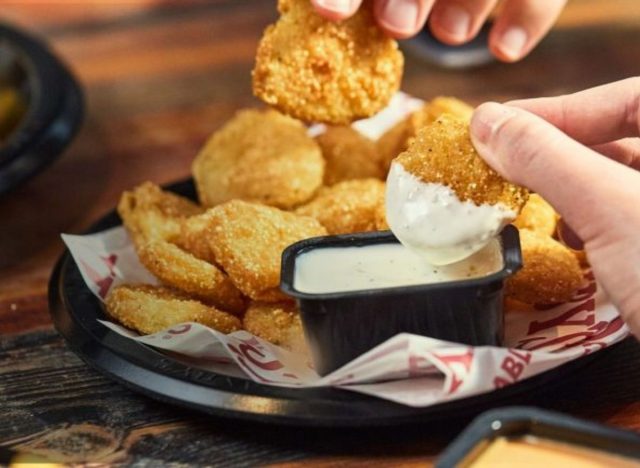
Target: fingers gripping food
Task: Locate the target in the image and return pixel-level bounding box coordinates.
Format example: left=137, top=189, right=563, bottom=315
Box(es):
left=315, top=126, right=383, bottom=185
left=377, top=97, right=474, bottom=173
left=252, top=0, right=403, bottom=124
left=105, top=285, right=242, bottom=335
left=243, top=301, right=303, bottom=349
left=118, top=182, right=203, bottom=245
left=137, top=240, right=246, bottom=314
left=208, top=200, right=327, bottom=301
left=386, top=115, right=529, bottom=265
left=514, top=193, right=558, bottom=236
left=192, top=109, right=324, bottom=209
left=506, top=229, right=583, bottom=305
left=296, top=178, right=385, bottom=235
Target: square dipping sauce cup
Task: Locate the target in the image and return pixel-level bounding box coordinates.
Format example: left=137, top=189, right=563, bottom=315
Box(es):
left=280, top=226, right=522, bottom=376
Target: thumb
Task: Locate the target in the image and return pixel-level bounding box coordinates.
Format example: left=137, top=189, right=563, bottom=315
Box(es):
left=470, top=102, right=640, bottom=332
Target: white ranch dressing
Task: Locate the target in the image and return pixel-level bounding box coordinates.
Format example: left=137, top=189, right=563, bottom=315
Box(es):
left=293, top=239, right=502, bottom=294
left=385, top=162, right=516, bottom=265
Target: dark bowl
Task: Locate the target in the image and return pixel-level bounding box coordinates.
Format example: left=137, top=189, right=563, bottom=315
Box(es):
left=281, top=226, right=522, bottom=376
left=0, top=23, right=84, bottom=195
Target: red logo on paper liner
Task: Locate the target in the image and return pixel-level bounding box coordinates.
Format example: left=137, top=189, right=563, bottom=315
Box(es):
left=81, top=254, right=118, bottom=298
left=493, top=348, right=532, bottom=389
left=428, top=348, right=474, bottom=394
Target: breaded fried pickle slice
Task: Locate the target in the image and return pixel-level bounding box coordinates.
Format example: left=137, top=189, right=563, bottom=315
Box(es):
left=394, top=114, right=528, bottom=211
left=118, top=182, right=203, bottom=245
left=137, top=240, right=246, bottom=314
left=243, top=301, right=302, bottom=348
left=296, top=178, right=384, bottom=234
left=378, top=96, right=474, bottom=173
left=506, top=230, right=583, bottom=305
left=105, top=284, right=241, bottom=335
left=252, top=0, right=403, bottom=124
left=514, top=193, right=558, bottom=237
left=208, top=200, right=326, bottom=301
left=192, top=109, right=324, bottom=209
left=315, top=126, right=383, bottom=185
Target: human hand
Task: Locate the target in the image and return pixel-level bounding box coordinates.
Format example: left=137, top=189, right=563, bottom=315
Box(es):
left=310, top=0, right=566, bottom=62
left=470, top=77, right=640, bottom=335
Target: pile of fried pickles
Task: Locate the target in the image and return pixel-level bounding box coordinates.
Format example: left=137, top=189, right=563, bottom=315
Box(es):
left=105, top=0, right=585, bottom=350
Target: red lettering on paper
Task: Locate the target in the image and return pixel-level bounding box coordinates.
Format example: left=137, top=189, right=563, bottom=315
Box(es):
left=527, top=299, right=595, bottom=335
left=227, top=343, right=284, bottom=371
left=430, top=349, right=474, bottom=394
left=81, top=254, right=118, bottom=298
left=493, top=348, right=532, bottom=388
left=168, top=324, right=192, bottom=335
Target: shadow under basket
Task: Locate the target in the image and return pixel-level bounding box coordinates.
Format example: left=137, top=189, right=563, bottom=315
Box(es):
left=281, top=226, right=522, bottom=376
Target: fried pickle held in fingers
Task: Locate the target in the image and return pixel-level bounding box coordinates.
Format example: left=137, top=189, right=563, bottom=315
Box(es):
left=296, top=178, right=385, bottom=235
left=118, top=182, right=203, bottom=246
left=208, top=200, right=326, bottom=301
left=506, top=229, right=583, bottom=305
left=315, top=126, right=383, bottom=185
left=105, top=284, right=241, bottom=335
left=137, top=240, right=246, bottom=314
left=192, top=109, right=324, bottom=209
left=252, top=0, right=403, bottom=124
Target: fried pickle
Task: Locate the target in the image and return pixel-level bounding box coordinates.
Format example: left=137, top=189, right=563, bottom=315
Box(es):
left=295, top=178, right=385, bottom=235
left=117, top=182, right=203, bottom=246
left=105, top=284, right=241, bottom=335
left=374, top=198, right=389, bottom=231
left=137, top=240, right=246, bottom=314
left=315, top=126, right=383, bottom=185
left=506, top=229, right=583, bottom=305
left=377, top=97, right=474, bottom=173
left=394, top=114, right=529, bottom=211
left=252, top=0, right=403, bottom=124
left=243, top=301, right=303, bottom=349
left=192, top=109, right=324, bottom=209
left=514, top=193, right=558, bottom=236
left=174, top=210, right=218, bottom=264
left=208, top=200, right=327, bottom=301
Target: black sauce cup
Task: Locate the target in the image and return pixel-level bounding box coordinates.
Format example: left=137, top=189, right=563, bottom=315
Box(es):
left=280, top=226, right=522, bottom=376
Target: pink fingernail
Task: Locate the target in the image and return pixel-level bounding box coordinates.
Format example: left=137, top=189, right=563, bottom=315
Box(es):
left=380, top=0, right=420, bottom=33
left=315, top=0, right=354, bottom=14
left=436, top=4, right=470, bottom=41
left=499, top=26, right=528, bottom=60
left=470, top=102, right=517, bottom=169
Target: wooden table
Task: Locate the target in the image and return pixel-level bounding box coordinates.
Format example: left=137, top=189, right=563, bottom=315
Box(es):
left=1, top=1, right=640, bottom=465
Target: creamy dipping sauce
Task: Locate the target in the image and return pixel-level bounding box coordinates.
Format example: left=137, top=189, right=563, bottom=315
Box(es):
left=293, top=238, right=503, bottom=294
left=385, top=162, right=516, bottom=266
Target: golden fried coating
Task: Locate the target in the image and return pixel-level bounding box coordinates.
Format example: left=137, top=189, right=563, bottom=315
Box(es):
left=377, top=97, right=473, bottom=173
left=243, top=301, right=303, bottom=349
left=506, top=230, right=583, bottom=305
left=137, top=240, right=246, bottom=314
left=295, top=178, right=385, bottom=235
left=105, top=284, right=241, bottom=335
left=503, top=297, right=536, bottom=313
left=208, top=200, right=327, bottom=301
left=395, top=114, right=529, bottom=211
left=174, top=210, right=218, bottom=264
left=514, top=193, right=558, bottom=236
left=117, top=182, right=203, bottom=245
left=374, top=198, right=389, bottom=231
left=192, top=109, right=324, bottom=209
left=315, top=126, right=383, bottom=185
left=252, top=0, right=403, bottom=124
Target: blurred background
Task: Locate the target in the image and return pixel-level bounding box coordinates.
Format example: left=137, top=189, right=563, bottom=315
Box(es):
left=0, top=0, right=638, bottom=331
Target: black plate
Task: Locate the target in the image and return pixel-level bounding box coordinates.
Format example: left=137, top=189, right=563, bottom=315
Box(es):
left=49, top=179, right=616, bottom=427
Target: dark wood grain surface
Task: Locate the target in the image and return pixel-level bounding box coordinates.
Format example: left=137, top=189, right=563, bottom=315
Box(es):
left=1, top=1, right=640, bottom=465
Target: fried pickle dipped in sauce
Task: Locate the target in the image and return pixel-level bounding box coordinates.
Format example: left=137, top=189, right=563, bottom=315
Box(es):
left=386, top=114, right=529, bottom=265
left=377, top=96, right=473, bottom=173
left=296, top=178, right=384, bottom=234
left=315, top=126, right=383, bottom=185
left=506, top=230, right=583, bottom=305
left=207, top=200, right=327, bottom=302
left=252, top=0, right=403, bottom=125
left=105, top=285, right=241, bottom=335
left=192, top=109, right=324, bottom=209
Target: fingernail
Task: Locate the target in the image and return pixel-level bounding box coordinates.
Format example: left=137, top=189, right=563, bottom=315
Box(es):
left=499, top=26, right=528, bottom=60
left=315, top=0, right=354, bottom=14
left=436, top=4, right=470, bottom=41
left=470, top=103, right=517, bottom=168
left=380, top=0, right=420, bottom=34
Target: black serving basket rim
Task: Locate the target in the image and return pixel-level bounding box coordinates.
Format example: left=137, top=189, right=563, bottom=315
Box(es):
left=435, top=406, right=640, bottom=467
left=48, top=178, right=622, bottom=427
left=280, top=226, right=522, bottom=301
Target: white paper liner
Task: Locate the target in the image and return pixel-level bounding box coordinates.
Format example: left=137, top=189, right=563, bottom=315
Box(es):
left=60, top=93, right=629, bottom=407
